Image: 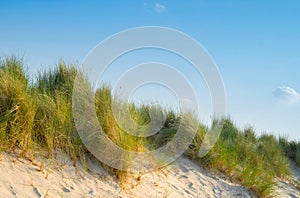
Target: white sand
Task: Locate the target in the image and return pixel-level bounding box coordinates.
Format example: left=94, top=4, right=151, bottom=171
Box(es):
left=274, top=162, right=300, bottom=198
left=0, top=152, right=299, bottom=198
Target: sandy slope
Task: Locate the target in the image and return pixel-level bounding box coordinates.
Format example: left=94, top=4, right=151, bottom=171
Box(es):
left=274, top=162, right=300, bottom=198
left=0, top=152, right=299, bottom=198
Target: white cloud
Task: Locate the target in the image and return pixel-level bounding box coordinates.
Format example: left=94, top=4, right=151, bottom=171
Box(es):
left=273, top=86, right=300, bottom=103
left=154, top=3, right=166, bottom=13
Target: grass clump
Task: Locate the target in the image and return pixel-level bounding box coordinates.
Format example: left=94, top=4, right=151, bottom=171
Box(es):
left=0, top=57, right=82, bottom=160
left=0, top=56, right=36, bottom=155
left=279, top=136, right=300, bottom=166
left=185, top=118, right=291, bottom=197
left=33, top=62, right=81, bottom=159
left=94, top=86, right=147, bottom=180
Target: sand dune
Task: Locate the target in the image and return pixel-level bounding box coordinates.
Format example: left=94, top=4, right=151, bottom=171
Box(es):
left=0, top=152, right=299, bottom=198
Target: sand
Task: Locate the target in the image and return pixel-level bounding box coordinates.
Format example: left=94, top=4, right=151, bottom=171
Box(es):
left=274, top=162, right=300, bottom=198
left=0, top=151, right=299, bottom=198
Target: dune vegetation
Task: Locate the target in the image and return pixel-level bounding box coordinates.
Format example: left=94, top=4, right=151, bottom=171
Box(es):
left=0, top=56, right=299, bottom=197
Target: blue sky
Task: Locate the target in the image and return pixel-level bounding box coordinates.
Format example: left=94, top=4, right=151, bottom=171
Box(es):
left=1, top=0, right=300, bottom=139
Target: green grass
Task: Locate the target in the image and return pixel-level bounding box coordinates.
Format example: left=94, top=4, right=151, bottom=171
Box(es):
left=279, top=136, right=300, bottom=166
left=0, top=57, right=82, bottom=159
left=184, top=119, right=291, bottom=197
left=0, top=56, right=298, bottom=197
left=0, top=56, right=36, bottom=155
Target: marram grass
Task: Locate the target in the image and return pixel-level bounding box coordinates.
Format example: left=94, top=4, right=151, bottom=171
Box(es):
left=0, top=56, right=298, bottom=197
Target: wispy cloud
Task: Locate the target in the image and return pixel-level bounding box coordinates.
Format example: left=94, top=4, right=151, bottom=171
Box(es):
left=154, top=3, right=166, bottom=13
left=273, top=86, right=300, bottom=104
